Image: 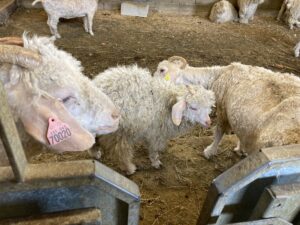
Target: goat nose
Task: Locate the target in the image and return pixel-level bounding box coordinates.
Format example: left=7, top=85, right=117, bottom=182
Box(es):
left=111, top=110, right=120, bottom=120
left=205, top=118, right=212, bottom=127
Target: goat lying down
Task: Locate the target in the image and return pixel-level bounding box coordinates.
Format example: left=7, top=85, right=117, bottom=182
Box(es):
left=209, top=0, right=238, bottom=24
left=92, top=65, right=215, bottom=174
left=154, top=56, right=300, bottom=159
left=0, top=34, right=120, bottom=154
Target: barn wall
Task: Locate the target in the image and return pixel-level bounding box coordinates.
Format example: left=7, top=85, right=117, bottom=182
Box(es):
left=0, top=0, right=17, bottom=24
left=21, top=0, right=282, bottom=15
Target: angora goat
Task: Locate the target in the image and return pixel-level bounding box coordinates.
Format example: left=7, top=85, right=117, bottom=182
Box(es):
left=0, top=34, right=119, bottom=153
left=277, top=0, right=300, bottom=29
left=154, top=56, right=300, bottom=159
left=92, top=65, right=215, bottom=174
left=237, top=0, right=264, bottom=24
left=209, top=0, right=238, bottom=23
left=32, top=0, right=98, bottom=38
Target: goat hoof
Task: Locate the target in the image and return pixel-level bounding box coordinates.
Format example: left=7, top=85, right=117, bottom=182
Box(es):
left=233, top=146, right=240, bottom=152
left=93, top=151, right=102, bottom=160
left=234, top=150, right=248, bottom=158
left=88, top=149, right=102, bottom=160
left=125, top=163, right=137, bottom=175
left=151, top=160, right=162, bottom=169
left=239, top=19, right=249, bottom=24
left=203, top=146, right=216, bottom=159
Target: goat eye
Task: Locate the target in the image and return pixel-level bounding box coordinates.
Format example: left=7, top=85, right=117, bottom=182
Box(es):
left=160, top=69, right=165, bottom=73
left=189, top=106, right=197, bottom=111
left=62, top=96, right=73, bottom=103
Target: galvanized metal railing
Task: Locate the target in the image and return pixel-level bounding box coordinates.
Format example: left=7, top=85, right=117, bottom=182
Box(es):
left=0, top=78, right=27, bottom=182
left=0, top=80, right=141, bottom=225
left=198, top=144, right=300, bottom=225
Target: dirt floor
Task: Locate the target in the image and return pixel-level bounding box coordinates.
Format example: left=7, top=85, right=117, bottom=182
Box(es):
left=1, top=7, right=300, bottom=225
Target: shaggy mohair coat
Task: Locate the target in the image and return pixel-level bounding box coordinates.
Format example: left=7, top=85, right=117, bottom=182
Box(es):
left=237, top=0, right=264, bottom=23
left=209, top=0, right=238, bottom=23
left=93, top=65, right=215, bottom=174
left=277, top=0, right=300, bottom=29
left=0, top=34, right=119, bottom=153
left=154, top=57, right=300, bottom=159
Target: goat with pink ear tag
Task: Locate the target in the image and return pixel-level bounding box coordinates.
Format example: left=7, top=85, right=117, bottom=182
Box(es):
left=0, top=35, right=120, bottom=152
left=15, top=92, right=95, bottom=153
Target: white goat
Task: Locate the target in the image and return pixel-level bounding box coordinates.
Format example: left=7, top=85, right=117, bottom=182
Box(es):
left=237, top=0, right=264, bottom=23
left=277, top=0, right=300, bottom=29
left=92, top=65, right=215, bottom=175
left=209, top=0, right=238, bottom=23
left=32, top=0, right=98, bottom=38
left=154, top=56, right=300, bottom=159
left=0, top=34, right=120, bottom=153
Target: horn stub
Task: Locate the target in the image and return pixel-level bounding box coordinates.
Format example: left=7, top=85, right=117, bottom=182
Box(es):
left=0, top=37, right=24, bottom=46
left=168, top=56, right=188, bottom=69
left=0, top=45, right=41, bottom=69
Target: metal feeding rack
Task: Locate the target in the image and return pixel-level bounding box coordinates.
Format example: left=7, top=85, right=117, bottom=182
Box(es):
left=197, top=144, right=300, bottom=225
left=0, top=80, right=140, bottom=225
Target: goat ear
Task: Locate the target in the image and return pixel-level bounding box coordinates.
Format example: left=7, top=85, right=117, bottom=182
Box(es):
left=6, top=82, right=95, bottom=152
left=168, top=56, right=188, bottom=69
left=171, top=99, right=186, bottom=126
left=20, top=95, right=95, bottom=152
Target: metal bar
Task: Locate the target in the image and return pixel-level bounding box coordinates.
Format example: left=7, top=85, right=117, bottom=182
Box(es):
left=0, top=0, right=17, bottom=24
left=251, top=183, right=300, bottom=221
left=0, top=160, right=141, bottom=225
left=94, top=161, right=140, bottom=202
left=197, top=145, right=300, bottom=225
left=128, top=200, right=140, bottom=225
left=0, top=208, right=102, bottom=225
left=0, top=80, right=27, bottom=182
left=25, top=160, right=95, bottom=181
left=224, top=218, right=292, bottom=225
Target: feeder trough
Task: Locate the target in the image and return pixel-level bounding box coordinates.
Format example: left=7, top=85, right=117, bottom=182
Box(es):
left=197, top=143, right=300, bottom=225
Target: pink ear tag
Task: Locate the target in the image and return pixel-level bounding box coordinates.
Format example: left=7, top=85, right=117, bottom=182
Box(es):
left=47, top=117, right=72, bottom=145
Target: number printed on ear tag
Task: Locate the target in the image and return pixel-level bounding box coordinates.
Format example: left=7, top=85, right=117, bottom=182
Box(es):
left=47, top=117, right=72, bottom=145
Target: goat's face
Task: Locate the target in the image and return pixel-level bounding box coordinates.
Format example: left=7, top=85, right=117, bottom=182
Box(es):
left=45, top=82, right=120, bottom=136
left=171, top=85, right=215, bottom=128
left=0, top=35, right=120, bottom=152
left=154, top=56, right=188, bottom=82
